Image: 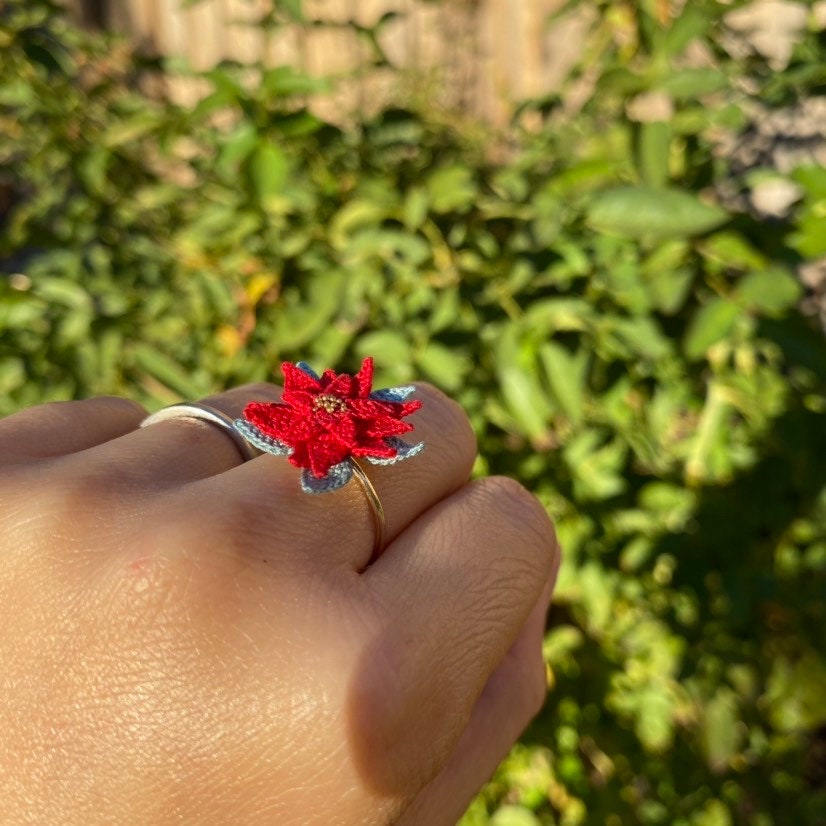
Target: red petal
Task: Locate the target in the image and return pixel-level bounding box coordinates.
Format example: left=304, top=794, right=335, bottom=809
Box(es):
left=288, top=441, right=310, bottom=469
left=308, top=433, right=350, bottom=477
left=281, top=389, right=316, bottom=410
left=352, top=438, right=397, bottom=459
left=321, top=412, right=357, bottom=446
left=244, top=402, right=309, bottom=443
left=318, top=369, right=338, bottom=390
left=282, top=362, right=322, bottom=392
left=397, top=399, right=422, bottom=417
left=348, top=398, right=422, bottom=421
left=363, top=415, right=413, bottom=438
left=347, top=398, right=392, bottom=419
left=354, top=357, right=374, bottom=398
left=324, top=372, right=356, bottom=398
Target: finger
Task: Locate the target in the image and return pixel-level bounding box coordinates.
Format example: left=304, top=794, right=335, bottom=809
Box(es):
left=0, top=397, right=147, bottom=464
left=173, top=382, right=476, bottom=569
left=398, top=554, right=560, bottom=825
left=72, top=384, right=282, bottom=487
left=348, top=476, right=559, bottom=794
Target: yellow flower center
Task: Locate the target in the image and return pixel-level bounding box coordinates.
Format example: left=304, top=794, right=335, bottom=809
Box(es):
left=313, top=394, right=347, bottom=414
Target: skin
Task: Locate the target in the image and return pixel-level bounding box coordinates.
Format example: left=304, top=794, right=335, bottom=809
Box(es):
left=0, top=382, right=560, bottom=825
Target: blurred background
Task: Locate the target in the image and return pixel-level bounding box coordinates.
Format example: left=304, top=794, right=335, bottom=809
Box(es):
left=2, top=1, right=826, bottom=823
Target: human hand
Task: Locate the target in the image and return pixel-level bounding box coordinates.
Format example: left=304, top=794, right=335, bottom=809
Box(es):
left=0, top=381, right=560, bottom=825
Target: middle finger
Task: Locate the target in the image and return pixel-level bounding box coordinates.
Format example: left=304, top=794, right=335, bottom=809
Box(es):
left=170, top=382, right=477, bottom=570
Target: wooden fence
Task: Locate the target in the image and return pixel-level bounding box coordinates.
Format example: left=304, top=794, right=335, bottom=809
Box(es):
left=65, top=0, right=592, bottom=123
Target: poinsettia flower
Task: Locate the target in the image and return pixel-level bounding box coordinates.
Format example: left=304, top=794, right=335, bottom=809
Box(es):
left=234, top=357, right=424, bottom=493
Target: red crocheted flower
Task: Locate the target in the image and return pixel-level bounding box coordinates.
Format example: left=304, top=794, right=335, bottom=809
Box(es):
left=234, top=358, right=424, bottom=493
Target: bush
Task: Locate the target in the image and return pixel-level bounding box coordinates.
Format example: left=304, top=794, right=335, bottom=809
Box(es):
left=2, top=1, right=825, bottom=823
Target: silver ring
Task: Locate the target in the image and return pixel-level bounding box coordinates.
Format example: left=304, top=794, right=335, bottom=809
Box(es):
left=140, top=403, right=262, bottom=462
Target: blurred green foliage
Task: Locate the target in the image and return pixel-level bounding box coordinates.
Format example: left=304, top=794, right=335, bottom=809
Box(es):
left=2, top=0, right=825, bottom=823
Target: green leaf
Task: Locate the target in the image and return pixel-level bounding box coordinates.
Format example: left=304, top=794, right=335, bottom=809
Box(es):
left=271, top=271, right=344, bottom=350
left=489, top=806, right=541, bottom=826
left=683, top=298, right=741, bottom=360
left=0, top=356, right=25, bottom=396
left=612, top=316, right=673, bottom=361
left=699, top=231, right=768, bottom=271
left=635, top=685, right=676, bottom=753
left=101, top=109, right=162, bottom=148
left=542, top=625, right=584, bottom=663
left=280, top=0, right=304, bottom=22
left=494, top=327, right=553, bottom=444
left=588, top=187, right=729, bottom=239
left=639, top=482, right=695, bottom=516
left=792, top=164, right=826, bottom=199
left=76, top=149, right=111, bottom=197
left=35, top=278, right=92, bottom=310
left=416, top=342, right=468, bottom=392
left=425, top=165, right=478, bottom=214
left=248, top=142, right=289, bottom=204
left=356, top=330, right=412, bottom=367
left=269, top=110, right=325, bottom=138
left=545, top=159, right=619, bottom=195
left=702, top=689, right=742, bottom=771
left=525, top=298, right=593, bottom=331
left=564, top=431, right=627, bottom=501
left=662, top=6, right=711, bottom=56
left=789, top=209, right=826, bottom=257
left=261, top=66, right=329, bottom=98
left=133, top=345, right=206, bottom=399
left=646, top=267, right=695, bottom=314
left=216, top=121, right=258, bottom=179
left=402, top=187, right=429, bottom=230
left=735, top=268, right=802, bottom=316
left=658, top=68, right=728, bottom=99
left=330, top=200, right=390, bottom=249
left=576, top=560, right=615, bottom=630
left=352, top=228, right=430, bottom=264
left=637, top=122, right=671, bottom=187
left=641, top=240, right=693, bottom=313
left=764, top=653, right=826, bottom=732
left=429, top=288, right=460, bottom=333
left=539, top=341, right=588, bottom=422
left=620, top=537, right=655, bottom=572
left=693, top=800, right=733, bottom=826
left=685, top=380, right=731, bottom=483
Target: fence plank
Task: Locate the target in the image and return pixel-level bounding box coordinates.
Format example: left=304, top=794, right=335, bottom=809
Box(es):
left=72, top=0, right=586, bottom=124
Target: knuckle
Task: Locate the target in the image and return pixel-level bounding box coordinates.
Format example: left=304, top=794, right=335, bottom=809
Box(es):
left=85, top=395, right=147, bottom=420
left=21, top=465, right=119, bottom=539
left=482, top=475, right=552, bottom=534
left=476, top=475, right=557, bottom=566
left=0, top=400, right=71, bottom=445
left=236, top=381, right=281, bottom=396
left=415, top=382, right=478, bottom=470
left=0, top=463, right=131, bottom=576
left=197, top=490, right=286, bottom=561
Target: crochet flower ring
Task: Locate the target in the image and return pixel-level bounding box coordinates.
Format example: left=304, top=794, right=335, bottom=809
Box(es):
left=233, top=357, right=424, bottom=494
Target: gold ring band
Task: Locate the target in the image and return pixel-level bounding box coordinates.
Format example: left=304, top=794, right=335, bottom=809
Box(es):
left=350, top=459, right=387, bottom=563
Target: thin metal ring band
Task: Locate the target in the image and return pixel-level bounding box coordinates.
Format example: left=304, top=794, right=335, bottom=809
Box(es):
left=140, top=403, right=261, bottom=462
left=350, top=459, right=387, bottom=563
